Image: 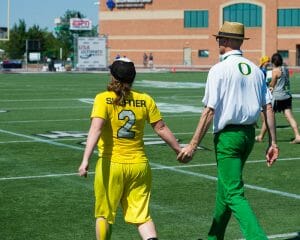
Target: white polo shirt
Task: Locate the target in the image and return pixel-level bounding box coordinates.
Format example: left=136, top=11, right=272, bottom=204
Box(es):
left=202, top=50, right=271, bottom=133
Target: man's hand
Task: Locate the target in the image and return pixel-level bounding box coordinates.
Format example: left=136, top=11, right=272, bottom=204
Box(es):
left=266, top=145, right=279, bottom=167
left=177, top=144, right=196, bottom=163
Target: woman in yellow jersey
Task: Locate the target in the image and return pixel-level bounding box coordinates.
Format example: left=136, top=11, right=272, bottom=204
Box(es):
left=78, top=57, right=181, bottom=240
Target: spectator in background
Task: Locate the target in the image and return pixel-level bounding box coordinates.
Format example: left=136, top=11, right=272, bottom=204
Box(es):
left=259, top=56, right=270, bottom=79
left=48, top=58, right=56, bottom=72
left=256, top=55, right=271, bottom=142
left=143, top=53, right=148, bottom=68
left=148, top=53, right=153, bottom=69
left=268, top=53, right=300, bottom=144
left=78, top=57, right=181, bottom=240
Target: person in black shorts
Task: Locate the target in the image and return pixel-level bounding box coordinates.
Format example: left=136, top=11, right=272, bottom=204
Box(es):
left=269, top=53, right=300, bottom=144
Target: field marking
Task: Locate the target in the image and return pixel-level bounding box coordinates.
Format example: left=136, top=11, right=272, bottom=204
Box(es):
left=0, top=172, right=80, bottom=180
left=1, top=157, right=299, bottom=181
left=238, top=231, right=299, bottom=240
left=0, top=98, right=78, bottom=102
left=1, top=118, right=89, bottom=124
left=150, top=162, right=300, bottom=200
left=1, top=158, right=299, bottom=182
left=4, top=106, right=90, bottom=110
left=1, top=128, right=300, bottom=201
left=135, top=80, right=206, bottom=89
left=0, top=129, right=84, bottom=151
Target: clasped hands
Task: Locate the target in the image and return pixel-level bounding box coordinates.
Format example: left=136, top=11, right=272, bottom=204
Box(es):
left=177, top=144, right=197, bottom=163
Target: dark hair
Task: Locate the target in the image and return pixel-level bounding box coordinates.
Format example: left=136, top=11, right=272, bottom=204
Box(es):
left=271, top=53, right=283, bottom=67
left=107, top=78, right=131, bottom=106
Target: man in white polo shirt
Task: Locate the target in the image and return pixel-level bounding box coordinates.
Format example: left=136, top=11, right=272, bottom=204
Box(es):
left=177, top=21, right=279, bottom=240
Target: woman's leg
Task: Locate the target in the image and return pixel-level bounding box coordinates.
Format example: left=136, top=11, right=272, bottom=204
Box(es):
left=96, top=217, right=112, bottom=240
left=137, top=220, right=158, bottom=240
left=284, top=109, right=300, bottom=142
left=256, top=112, right=267, bottom=142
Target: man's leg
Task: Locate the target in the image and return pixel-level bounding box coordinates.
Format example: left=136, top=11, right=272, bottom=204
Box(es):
left=208, top=178, right=232, bottom=240
left=215, top=126, right=268, bottom=240
left=219, top=156, right=267, bottom=240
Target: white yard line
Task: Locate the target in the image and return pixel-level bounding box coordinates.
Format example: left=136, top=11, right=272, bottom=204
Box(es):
left=150, top=162, right=300, bottom=200
left=4, top=106, right=90, bottom=110
left=1, top=129, right=300, bottom=200
left=0, top=98, right=77, bottom=102
left=0, top=129, right=84, bottom=151
left=237, top=231, right=299, bottom=240
left=1, top=128, right=299, bottom=239
left=2, top=118, right=89, bottom=124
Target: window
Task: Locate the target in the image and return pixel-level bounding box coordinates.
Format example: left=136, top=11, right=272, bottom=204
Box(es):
left=223, top=3, right=262, bottom=27
left=278, top=9, right=300, bottom=27
left=278, top=50, right=289, bottom=58
left=184, top=10, right=208, bottom=28
left=198, top=50, right=209, bottom=58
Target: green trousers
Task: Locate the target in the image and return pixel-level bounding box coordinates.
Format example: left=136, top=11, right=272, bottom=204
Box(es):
left=208, top=125, right=268, bottom=240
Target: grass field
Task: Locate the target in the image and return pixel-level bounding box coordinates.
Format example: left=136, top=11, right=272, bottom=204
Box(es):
left=0, top=71, right=299, bottom=240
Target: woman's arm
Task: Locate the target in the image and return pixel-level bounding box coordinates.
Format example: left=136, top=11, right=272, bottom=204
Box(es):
left=151, top=120, right=181, bottom=155
left=78, top=117, right=105, bottom=177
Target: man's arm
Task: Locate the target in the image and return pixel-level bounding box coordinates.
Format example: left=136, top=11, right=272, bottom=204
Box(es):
left=263, top=103, right=279, bottom=166
left=177, top=107, right=214, bottom=162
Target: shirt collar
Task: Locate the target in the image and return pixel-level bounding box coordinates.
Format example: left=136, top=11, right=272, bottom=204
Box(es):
left=220, top=50, right=243, bottom=61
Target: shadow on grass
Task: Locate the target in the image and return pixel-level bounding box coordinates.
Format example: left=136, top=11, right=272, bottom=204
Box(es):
left=276, top=125, right=290, bottom=129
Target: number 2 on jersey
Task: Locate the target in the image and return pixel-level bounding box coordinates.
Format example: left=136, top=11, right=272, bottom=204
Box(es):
left=117, top=110, right=136, bottom=138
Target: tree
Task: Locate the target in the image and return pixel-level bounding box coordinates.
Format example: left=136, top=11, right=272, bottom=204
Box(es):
left=55, top=10, right=98, bottom=60
left=42, top=32, right=62, bottom=60
left=1, top=10, right=98, bottom=62
left=4, top=19, right=27, bottom=59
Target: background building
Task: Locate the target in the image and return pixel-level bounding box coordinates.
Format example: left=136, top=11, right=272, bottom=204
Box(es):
left=98, top=0, right=300, bottom=68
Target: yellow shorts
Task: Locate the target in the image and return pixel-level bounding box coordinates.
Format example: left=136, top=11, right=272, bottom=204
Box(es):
left=94, top=158, right=152, bottom=224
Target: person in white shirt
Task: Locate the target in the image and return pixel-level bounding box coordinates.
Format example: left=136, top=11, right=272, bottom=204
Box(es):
left=177, top=21, right=279, bottom=240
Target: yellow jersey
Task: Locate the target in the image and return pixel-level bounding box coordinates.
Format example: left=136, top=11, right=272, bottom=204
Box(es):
left=91, top=90, right=162, bottom=163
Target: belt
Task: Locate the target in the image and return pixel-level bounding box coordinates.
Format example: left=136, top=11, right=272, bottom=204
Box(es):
left=225, top=123, right=255, bottom=128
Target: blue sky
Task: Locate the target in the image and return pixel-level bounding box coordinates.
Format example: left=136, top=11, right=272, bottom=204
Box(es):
left=3, top=0, right=99, bottom=31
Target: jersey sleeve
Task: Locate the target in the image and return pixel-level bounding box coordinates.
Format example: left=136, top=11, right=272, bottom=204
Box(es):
left=146, top=95, right=162, bottom=123
left=91, top=93, right=107, bottom=119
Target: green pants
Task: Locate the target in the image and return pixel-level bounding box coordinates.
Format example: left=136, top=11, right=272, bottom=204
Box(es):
left=208, top=125, right=268, bottom=240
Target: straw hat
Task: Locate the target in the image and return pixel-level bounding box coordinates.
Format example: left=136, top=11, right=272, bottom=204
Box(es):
left=259, top=56, right=270, bottom=67
left=213, top=21, right=249, bottom=40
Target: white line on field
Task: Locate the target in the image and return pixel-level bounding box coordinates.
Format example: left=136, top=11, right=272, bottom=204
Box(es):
left=6, top=106, right=90, bottom=110
left=237, top=231, right=299, bottom=240
left=0, top=129, right=84, bottom=151
left=0, top=98, right=78, bottom=102
left=0, top=128, right=300, bottom=200
left=0, top=114, right=198, bottom=124
left=150, top=162, right=300, bottom=200
left=2, top=118, right=89, bottom=124
left=1, top=157, right=299, bottom=181
left=0, top=172, right=82, bottom=180
left=0, top=138, right=87, bottom=144
left=151, top=157, right=300, bottom=170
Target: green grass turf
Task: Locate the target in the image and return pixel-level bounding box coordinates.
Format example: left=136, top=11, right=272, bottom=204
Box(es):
left=0, top=71, right=299, bottom=239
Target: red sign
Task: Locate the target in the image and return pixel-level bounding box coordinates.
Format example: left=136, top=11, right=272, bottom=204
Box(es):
left=70, top=18, right=92, bottom=31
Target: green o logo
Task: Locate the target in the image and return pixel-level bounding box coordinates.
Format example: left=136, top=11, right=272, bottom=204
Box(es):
left=238, top=62, right=251, bottom=75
